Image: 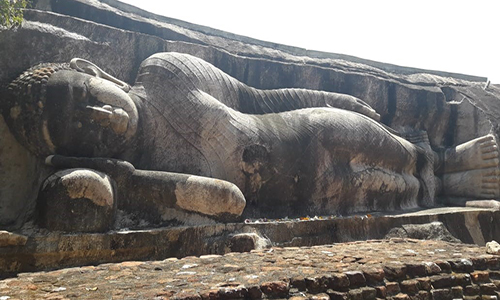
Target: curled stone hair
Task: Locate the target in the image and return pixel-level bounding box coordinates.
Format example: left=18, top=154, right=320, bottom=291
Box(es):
left=4, top=63, right=72, bottom=156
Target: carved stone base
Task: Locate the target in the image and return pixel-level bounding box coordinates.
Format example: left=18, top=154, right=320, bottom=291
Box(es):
left=1, top=207, right=499, bottom=274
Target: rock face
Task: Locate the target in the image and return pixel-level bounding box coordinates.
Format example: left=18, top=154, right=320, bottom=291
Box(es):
left=1, top=0, right=500, bottom=232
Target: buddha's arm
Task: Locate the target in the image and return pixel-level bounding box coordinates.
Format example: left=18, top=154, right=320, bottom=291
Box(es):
left=192, top=56, right=380, bottom=120
left=45, top=155, right=246, bottom=220
left=138, top=52, right=380, bottom=120
left=237, top=86, right=380, bottom=121
left=190, top=54, right=380, bottom=119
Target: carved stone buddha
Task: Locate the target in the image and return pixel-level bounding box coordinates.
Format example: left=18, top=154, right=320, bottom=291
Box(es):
left=3, top=52, right=499, bottom=232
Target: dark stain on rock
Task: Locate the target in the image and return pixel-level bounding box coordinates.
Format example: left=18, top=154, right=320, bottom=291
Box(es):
left=241, top=144, right=270, bottom=207
left=381, top=82, right=397, bottom=125
left=445, top=103, right=458, bottom=147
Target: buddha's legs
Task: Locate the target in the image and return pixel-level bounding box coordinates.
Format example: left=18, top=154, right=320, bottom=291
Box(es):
left=263, top=108, right=433, bottom=214
left=308, top=161, right=422, bottom=214
left=332, top=132, right=500, bottom=209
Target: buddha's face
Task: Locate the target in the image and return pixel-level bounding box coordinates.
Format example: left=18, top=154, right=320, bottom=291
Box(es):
left=44, top=70, right=138, bottom=157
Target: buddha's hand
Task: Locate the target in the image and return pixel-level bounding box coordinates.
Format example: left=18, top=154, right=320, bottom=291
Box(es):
left=352, top=98, right=381, bottom=121
left=328, top=95, right=380, bottom=121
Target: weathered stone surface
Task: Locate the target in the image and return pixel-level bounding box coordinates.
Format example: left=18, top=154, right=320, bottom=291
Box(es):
left=451, top=286, right=464, bottom=299
left=386, top=282, right=401, bottom=296
left=0, top=231, right=27, bottom=247
left=290, top=276, right=306, bottom=291
left=1, top=239, right=499, bottom=299
left=430, top=289, right=452, bottom=300
left=424, top=262, right=442, bottom=276
left=383, top=264, right=407, bottom=281
left=0, top=211, right=498, bottom=274
left=311, top=293, right=330, bottom=300
left=1, top=0, right=500, bottom=234
left=480, top=283, right=498, bottom=295
left=6, top=50, right=452, bottom=226
left=400, top=280, right=420, bottom=295
left=1, top=3, right=500, bottom=290
left=360, top=287, right=377, bottom=300
left=464, top=285, right=481, bottom=296
left=247, top=286, right=262, bottom=299
left=305, top=276, right=324, bottom=293
left=406, top=263, right=427, bottom=278
left=471, top=271, right=490, bottom=283
left=385, top=222, right=461, bottom=243
left=329, top=273, right=351, bottom=291
left=328, top=290, right=348, bottom=300
left=375, top=286, right=388, bottom=298
left=417, top=290, right=431, bottom=300
left=0, top=208, right=498, bottom=273
left=435, top=260, right=452, bottom=273
left=260, top=281, right=289, bottom=298
left=217, top=285, right=248, bottom=299
left=487, top=241, right=500, bottom=255
left=417, top=278, right=432, bottom=291
left=466, top=200, right=500, bottom=210
left=455, top=274, right=472, bottom=287
left=392, top=293, right=411, bottom=300
left=449, top=259, right=474, bottom=273
left=228, top=233, right=270, bottom=253
left=430, top=275, right=456, bottom=289
left=345, top=271, right=366, bottom=288
left=471, top=257, right=489, bottom=270
left=37, top=168, right=116, bottom=232
left=486, top=257, right=500, bottom=270
left=0, top=116, right=45, bottom=231
left=362, top=268, right=385, bottom=285
left=491, top=272, right=500, bottom=280
left=348, top=288, right=364, bottom=300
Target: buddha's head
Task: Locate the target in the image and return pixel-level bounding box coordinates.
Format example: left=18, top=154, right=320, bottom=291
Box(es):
left=3, top=59, right=138, bottom=157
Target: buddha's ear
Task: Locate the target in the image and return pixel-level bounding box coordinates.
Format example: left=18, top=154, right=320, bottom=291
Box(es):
left=69, top=58, right=130, bottom=93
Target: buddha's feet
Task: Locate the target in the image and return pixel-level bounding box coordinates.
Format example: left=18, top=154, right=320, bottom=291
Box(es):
left=442, top=167, right=500, bottom=198
left=442, top=134, right=499, bottom=174
left=440, top=134, right=500, bottom=199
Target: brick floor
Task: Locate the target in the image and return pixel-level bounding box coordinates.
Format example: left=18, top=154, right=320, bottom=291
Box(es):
left=0, top=239, right=498, bottom=299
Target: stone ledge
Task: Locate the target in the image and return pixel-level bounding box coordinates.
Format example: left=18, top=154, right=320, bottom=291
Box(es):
left=1, top=239, right=499, bottom=299
left=1, top=207, right=499, bottom=275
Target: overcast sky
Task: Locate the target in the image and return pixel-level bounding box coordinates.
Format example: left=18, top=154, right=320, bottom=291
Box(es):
left=119, top=0, right=499, bottom=83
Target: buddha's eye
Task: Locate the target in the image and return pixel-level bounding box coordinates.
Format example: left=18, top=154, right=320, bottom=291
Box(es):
left=80, top=81, right=88, bottom=100
left=73, top=82, right=88, bottom=103
left=82, top=82, right=88, bottom=99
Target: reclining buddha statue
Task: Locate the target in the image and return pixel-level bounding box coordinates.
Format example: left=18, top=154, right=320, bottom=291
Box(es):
left=3, top=52, right=499, bottom=232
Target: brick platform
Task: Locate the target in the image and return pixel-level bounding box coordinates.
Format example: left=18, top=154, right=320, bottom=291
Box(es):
left=1, top=239, right=499, bottom=299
